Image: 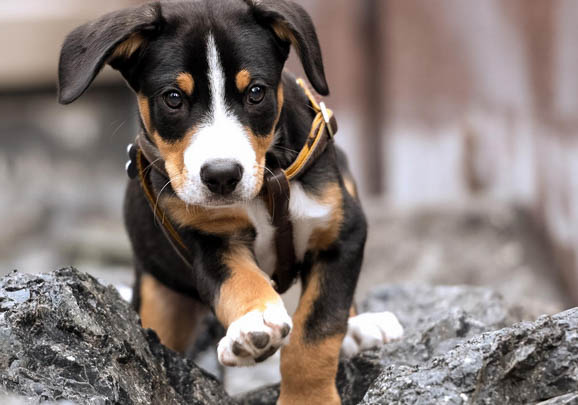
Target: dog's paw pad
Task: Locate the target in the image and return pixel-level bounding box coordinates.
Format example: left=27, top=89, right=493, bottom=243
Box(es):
left=248, top=331, right=270, bottom=349
left=341, top=311, right=404, bottom=357
left=217, top=303, right=292, bottom=367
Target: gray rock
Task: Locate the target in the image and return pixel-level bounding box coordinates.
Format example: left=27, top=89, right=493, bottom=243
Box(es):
left=360, top=308, right=578, bottom=404
left=0, top=268, right=233, bottom=405
left=1, top=269, right=575, bottom=405
left=239, top=284, right=528, bottom=405
left=536, top=392, right=578, bottom=405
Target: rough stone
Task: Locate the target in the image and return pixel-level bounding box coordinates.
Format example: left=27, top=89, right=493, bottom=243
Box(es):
left=239, top=284, right=529, bottom=405
left=0, top=268, right=233, bottom=405
left=360, top=308, right=578, bottom=404
left=1, top=268, right=576, bottom=405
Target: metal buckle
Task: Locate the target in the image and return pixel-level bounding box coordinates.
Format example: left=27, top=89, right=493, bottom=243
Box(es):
left=125, top=143, right=138, bottom=179
left=319, top=101, right=334, bottom=138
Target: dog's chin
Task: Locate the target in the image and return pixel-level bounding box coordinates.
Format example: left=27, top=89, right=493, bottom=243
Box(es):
left=201, top=196, right=243, bottom=208
left=175, top=190, right=257, bottom=209
left=174, top=179, right=263, bottom=208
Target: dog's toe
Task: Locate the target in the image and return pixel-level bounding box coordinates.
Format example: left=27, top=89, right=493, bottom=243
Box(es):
left=217, top=302, right=292, bottom=367
left=342, top=311, right=404, bottom=357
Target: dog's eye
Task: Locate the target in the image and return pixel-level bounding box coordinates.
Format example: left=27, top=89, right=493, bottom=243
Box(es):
left=163, top=91, right=183, bottom=109
left=247, top=85, right=266, bottom=105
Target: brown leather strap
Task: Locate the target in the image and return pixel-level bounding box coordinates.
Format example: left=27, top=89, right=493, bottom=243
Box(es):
left=136, top=150, right=192, bottom=261
left=136, top=132, right=169, bottom=178
left=284, top=78, right=338, bottom=181
left=135, top=149, right=205, bottom=297
left=265, top=79, right=338, bottom=293
left=263, top=168, right=295, bottom=293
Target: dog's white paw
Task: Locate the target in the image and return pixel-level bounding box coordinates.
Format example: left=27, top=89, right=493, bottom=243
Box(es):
left=341, top=312, right=404, bottom=357
left=217, top=303, right=292, bottom=367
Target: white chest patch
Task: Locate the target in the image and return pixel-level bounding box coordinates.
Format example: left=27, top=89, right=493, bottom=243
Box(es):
left=245, top=182, right=334, bottom=276
left=246, top=198, right=277, bottom=276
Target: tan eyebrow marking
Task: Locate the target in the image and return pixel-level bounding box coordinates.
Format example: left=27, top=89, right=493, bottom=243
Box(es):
left=235, top=69, right=252, bottom=93
left=176, top=72, right=195, bottom=96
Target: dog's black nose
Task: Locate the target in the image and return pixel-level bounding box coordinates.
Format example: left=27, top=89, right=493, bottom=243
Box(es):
left=201, top=160, right=244, bottom=195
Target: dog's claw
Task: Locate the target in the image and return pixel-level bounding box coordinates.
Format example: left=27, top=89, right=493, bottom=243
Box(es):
left=280, top=323, right=291, bottom=338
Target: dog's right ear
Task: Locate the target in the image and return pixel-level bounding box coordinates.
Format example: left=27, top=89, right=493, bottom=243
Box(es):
left=58, top=3, right=162, bottom=105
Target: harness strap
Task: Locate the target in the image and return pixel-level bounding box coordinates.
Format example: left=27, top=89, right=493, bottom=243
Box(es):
left=134, top=148, right=200, bottom=297
left=136, top=132, right=169, bottom=178
left=284, top=78, right=338, bottom=181
left=263, top=168, right=294, bottom=292
left=262, top=79, right=338, bottom=293
left=126, top=78, right=338, bottom=295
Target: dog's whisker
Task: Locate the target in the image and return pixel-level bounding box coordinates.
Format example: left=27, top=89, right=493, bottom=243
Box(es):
left=110, top=120, right=127, bottom=138
left=144, top=158, right=163, bottom=173
left=154, top=174, right=182, bottom=224
left=154, top=179, right=173, bottom=224
left=273, top=145, right=299, bottom=155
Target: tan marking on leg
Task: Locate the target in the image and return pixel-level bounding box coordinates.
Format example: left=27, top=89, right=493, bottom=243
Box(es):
left=235, top=69, right=251, bottom=93
left=216, top=245, right=281, bottom=328
left=176, top=72, right=195, bottom=96
left=309, top=182, right=344, bottom=251
left=110, top=33, right=144, bottom=60
left=279, top=270, right=343, bottom=405
left=343, top=176, right=358, bottom=199
left=139, top=273, right=207, bottom=352
left=161, top=195, right=252, bottom=235
left=349, top=305, right=358, bottom=318
left=137, top=94, right=152, bottom=134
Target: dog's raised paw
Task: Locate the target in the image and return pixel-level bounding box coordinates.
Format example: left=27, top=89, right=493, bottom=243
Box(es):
left=341, top=311, right=404, bottom=357
left=217, top=303, right=292, bottom=367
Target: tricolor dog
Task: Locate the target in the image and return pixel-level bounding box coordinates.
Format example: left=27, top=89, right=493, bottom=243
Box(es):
left=58, top=1, right=402, bottom=403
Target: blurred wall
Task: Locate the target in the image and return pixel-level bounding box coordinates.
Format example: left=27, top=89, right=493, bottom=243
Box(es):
left=0, top=0, right=577, bottom=300
left=377, top=0, right=578, bottom=300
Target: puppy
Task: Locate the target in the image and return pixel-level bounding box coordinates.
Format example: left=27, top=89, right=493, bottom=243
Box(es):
left=58, top=1, right=402, bottom=403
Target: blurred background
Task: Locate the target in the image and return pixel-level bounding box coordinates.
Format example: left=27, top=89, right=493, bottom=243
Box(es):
left=1, top=0, right=577, bottom=393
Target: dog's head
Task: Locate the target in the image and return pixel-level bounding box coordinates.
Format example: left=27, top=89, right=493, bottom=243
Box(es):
left=58, top=0, right=328, bottom=207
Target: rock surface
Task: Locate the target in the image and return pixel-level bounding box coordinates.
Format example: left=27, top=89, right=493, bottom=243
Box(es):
left=239, top=285, right=529, bottom=405
left=361, top=308, right=578, bottom=404
left=0, top=268, right=576, bottom=405
left=0, top=268, right=232, bottom=404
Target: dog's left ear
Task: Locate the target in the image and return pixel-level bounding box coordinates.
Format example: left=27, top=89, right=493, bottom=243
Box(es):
left=58, top=3, right=162, bottom=105
left=245, top=0, right=329, bottom=96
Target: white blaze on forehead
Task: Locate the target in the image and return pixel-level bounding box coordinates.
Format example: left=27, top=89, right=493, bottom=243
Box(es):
left=206, top=33, right=227, bottom=118
left=181, top=34, right=258, bottom=204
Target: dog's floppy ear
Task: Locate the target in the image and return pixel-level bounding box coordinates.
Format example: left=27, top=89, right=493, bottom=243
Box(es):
left=58, top=3, right=162, bottom=105
left=245, top=0, right=329, bottom=96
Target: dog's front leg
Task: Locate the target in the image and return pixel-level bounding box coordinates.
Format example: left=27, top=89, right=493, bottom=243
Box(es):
left=214, top=245, right=292, bottom=366
left=278, top=213, right=367, bottom=405
left=277, top=270, right=344, bottom=405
